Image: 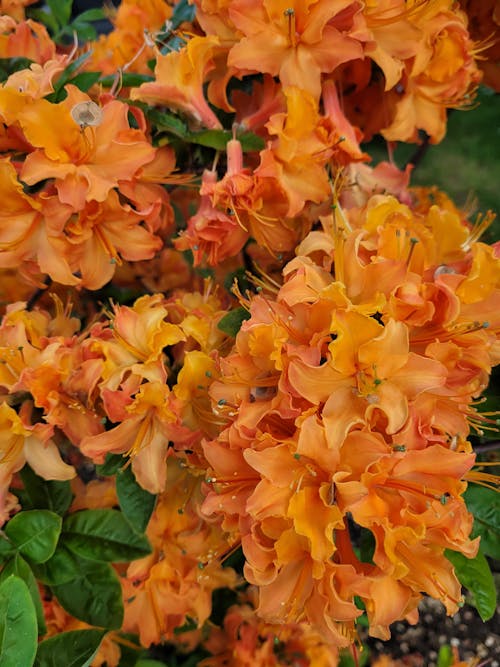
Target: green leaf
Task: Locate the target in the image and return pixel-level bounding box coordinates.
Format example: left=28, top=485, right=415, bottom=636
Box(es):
left=73, top=8, right=106, bottom=22
left=337, top=646, right=370, bottom=667
left=30, top=543, right=81, bottom=586
left=18, top=465, right=73, bottom=516
left=446, top=548, right=497, bottom=621
left=238, top=131, right=266, bottom=152
left=100, top=73, right=155, bottom=88
left=464, top=484, right=500, bottom=559
left=0, top=575, right=37, bottom=667
left=0, top=555, right=46, bottom=635
left=135, top=661, right=168, bottom=667
left=35, top=629, right=107, bottom=667
left=95, top=452, right=126, bottom=476
left=46, top=51, right=92, bottom=102
left=5, top=510, right=62, bottom=564
left=27, top=8, right=59, bottom=34
left=437, top=645, right=454, bottom=667
left=116, top=466, right=156, bottom=534
left=0, top=538, right=16, bottom=562
left=0, top=57, right=33, bottom=83
left=63, top=509, right=151, bottom=562
left=47, top=0, right=72, bottom=28
left=217, top=308, right=251, bottom=337
left=51, top=560, right=124, bottom=629
left=184, top=129, right=264, bottom=152
left=146, top=108, right=187, bottom=138
left=67, top=71, right=101, bottom=93
left=64, top=22, right=98, bottom=43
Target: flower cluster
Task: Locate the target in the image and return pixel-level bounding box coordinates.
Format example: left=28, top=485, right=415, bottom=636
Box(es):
left=202, top=189, right=500, bottom=645
left=0, top=0, right=498, bottom=665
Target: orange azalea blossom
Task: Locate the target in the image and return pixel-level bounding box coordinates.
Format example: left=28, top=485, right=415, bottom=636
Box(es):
left=0, top=0, right=37, bottom=20
left=0, top=16, right=56, bottom=63
left=5, top=85, right=157, bottom=211
left=227, top=0, right=368, bottom=100
left=197, top=137, right=303, bottom=258
left=78, top=290, right=232, bottom=489
left=201, top=591, right=340, bottom=666
left=79, top=359, right=179, bottom=493
left=122, top=460, right=238, bottom=647
left=3, top=57, right=66, bottom=98
left=44, top=189, right=165, bottom=290
left=256, top=86, right=336, bottom=217
left=175, top=168, right=250, bottom=265
left=381, top=1, right=483, bottom=143
left=0, top=401, right=75, bottom=524
left=459, top=0, right=500, bottom=91
left=130, top=36, right=225, bottom=130
left=191, top=0, right=240, bottom=42
left=200, top=189, right=498, bottom=643
left=362, top=0, right=421, bottom=90
left=84, top=0, right=172, bottom=76
left=0, top=300, right=106, bottom=447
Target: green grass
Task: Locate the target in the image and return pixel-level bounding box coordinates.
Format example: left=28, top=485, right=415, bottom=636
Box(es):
left=366, top=87, right=500, bottom=241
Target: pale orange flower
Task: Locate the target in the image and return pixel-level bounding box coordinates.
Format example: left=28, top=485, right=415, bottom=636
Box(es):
left=130, top=36, right=224, bottom=130
left=16, top=86, right=157, bottom=210
left=227, top=0, right=368, bottom=99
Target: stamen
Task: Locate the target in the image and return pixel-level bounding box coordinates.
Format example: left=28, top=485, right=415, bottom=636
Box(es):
left=284, top=8, right=297, bottom=48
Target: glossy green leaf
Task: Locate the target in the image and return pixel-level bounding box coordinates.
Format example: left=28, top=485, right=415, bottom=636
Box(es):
left=18, top=465, right=73, bottom=516
left=0, top=575, right=37, bottom=667
left=4, top=510, right=62, bottom=564
left=73, top=8, right=106, bottom=23
left=464, top=484, right=500, bottom=559
left=95, top=452, right=126, bottom=477
left=116, top=466, right=156, bottom=534
left=0, top=538, right=15, bottom=562
left=30, top=543, right=81, bottom=586
left=146, top=108, right=187, bottom=138
left=0, top=555, right=46, bottom=635
left=185, top=129, right=265, bottom=152
left=63, top=509, right=151, bottom=562
left=51, top=560, right=124, bottom=629
left=35, top=629, right=107, bottom=667
left=67, top=71, right=101, bottom=93
left=135, top=661, right=168, bottom=667
left=47, top=0, right=72, bottom=28
left=27, top=9, right=58, bottom=34
left=446, top=548, right=497, bottom=621
left=100, top=73, right=155, bottom=88
left=217, top=308, right=251, bottom=337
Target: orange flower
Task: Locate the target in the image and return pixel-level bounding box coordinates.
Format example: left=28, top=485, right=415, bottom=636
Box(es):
left=228, top=0, right=368, bottom=99
left=122, top=460, right=238, bottom=647
left=0, top=401, right=75, bottom=524
left=175, top=169, right=249, bottom=266
left=130, top=36, right=224, bottom=130
left=85, top=0, right=172, bottom=76
left=0, top=16, right=56, bottom=63
left=256, top=86, right=332, bottom=217
left=15, top=86, right=157, bottom=210
left=382, top=2, right=482, bottom=143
